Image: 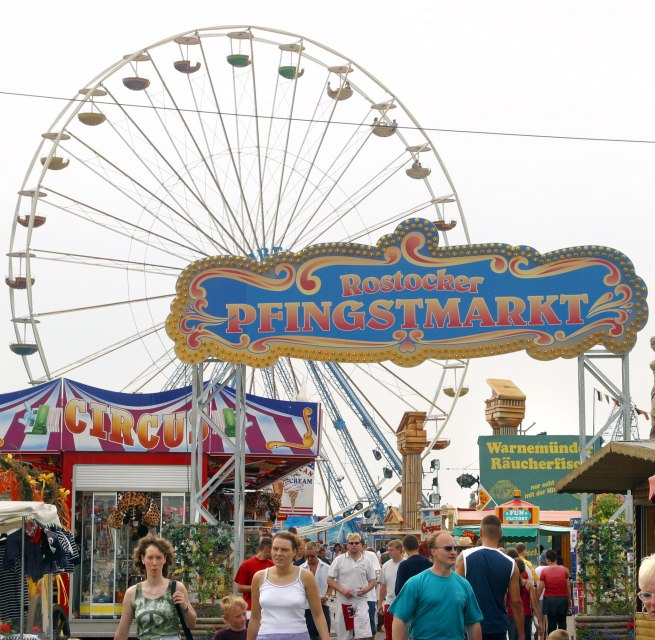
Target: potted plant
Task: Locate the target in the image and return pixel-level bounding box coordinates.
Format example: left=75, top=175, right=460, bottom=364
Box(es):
left=575, top=518, right=634, bottom=637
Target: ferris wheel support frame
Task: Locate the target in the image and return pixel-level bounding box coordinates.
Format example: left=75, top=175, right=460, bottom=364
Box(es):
left=262, top=360, right=361, bottom=527
left=188, top=361, right=248, bottom=576
left=323, top=362, right=402, bottom=474
left=306, top=360, right=383, bottom=516
left=576, top=349, right=633, bottom=523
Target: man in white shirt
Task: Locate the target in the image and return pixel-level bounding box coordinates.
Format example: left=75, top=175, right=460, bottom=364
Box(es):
left=301, top=541, right=333, bottom=640
left=377, top=539, right=403, bottom=640
left=328, top=533, right=378, bottom=640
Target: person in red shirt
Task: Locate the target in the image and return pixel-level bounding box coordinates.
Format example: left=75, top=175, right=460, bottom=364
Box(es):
left=234, top=537, right=273, bottom=617
left=537, top=550, right=571, bottom=635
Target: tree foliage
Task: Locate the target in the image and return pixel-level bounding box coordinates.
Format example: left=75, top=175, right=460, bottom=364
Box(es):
left=590, top=494, right=624, bottom=524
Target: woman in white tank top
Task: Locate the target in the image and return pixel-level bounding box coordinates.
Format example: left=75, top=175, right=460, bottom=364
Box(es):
left=247, top=532, right=329, bottom=640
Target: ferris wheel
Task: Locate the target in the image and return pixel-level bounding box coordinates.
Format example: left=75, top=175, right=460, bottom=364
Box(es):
left=7, top=25, right=471, bottom=515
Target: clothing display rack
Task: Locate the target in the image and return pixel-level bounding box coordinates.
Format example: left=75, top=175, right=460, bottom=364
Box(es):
left=0, top=501, right=63, bottom=640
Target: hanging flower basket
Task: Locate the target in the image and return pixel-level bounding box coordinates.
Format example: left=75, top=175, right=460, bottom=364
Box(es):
left=163, top=522, right=234, bottom=604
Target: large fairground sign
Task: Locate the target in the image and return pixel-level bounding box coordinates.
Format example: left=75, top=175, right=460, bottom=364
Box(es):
left=167, top=218, right=648, bottom=366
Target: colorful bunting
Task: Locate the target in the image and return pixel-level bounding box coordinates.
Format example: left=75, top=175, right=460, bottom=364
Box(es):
left=593, top=388, right=650, bottom=420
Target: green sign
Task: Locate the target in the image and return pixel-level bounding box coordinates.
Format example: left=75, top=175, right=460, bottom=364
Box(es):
left=478, top=435, right=597, bottom=510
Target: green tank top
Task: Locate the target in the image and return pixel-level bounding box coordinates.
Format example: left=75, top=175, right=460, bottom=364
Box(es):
left=134, top=581, right=180, bottom=640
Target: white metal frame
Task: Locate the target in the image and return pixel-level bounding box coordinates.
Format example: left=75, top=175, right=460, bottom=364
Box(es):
left=189, top=362, right=247, bottom=577
left=577, top=348, right=633, bottom=523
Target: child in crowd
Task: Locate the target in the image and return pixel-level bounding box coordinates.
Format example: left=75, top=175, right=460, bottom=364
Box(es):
left=547, top=630, right=569, bottom=640
left=214, top=595, right=248, bottom=640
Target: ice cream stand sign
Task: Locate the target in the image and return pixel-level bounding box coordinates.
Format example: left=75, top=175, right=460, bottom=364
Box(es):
left=275, top=463, right=314, bottom=518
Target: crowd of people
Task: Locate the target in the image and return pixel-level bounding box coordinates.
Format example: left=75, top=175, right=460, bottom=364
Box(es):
left=114, top=517, right=576, bottom=640
left=225, top=516, right=575, bottom=640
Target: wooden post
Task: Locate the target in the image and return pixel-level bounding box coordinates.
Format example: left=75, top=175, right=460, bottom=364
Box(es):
left=396, top=411, right=429, bottom=531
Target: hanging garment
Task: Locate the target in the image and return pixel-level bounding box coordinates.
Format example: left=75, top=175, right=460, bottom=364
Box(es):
left=4, top=528, right=56, bottom=580
left=41, top=528, right=66, bottom=564
left=53, top=528, right=80, bottom=574
left=0, top=537, right=29, bottom=620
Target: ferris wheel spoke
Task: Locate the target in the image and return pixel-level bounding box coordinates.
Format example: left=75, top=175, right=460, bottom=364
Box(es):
left=32, top=249, right=178, bottom=276
left=186, top=46, right=263, bottom=253
left=283, top=71, right=358, bottom=211
left=294, top=149, right=408, bottom=248
left=101, top=88, right=247, bottom=256
left=281, top=114, right=373, bottom=247
left=31, top=292, right=173, bottom=319
left=247, top=367, right=258, bottom=395
left=123, top=346, right=179, bottom=393
left=341, top=199, right=447, bottom=243
left=89, top=88, right=216, bottom=218
left=357, top=361, right=444, bottom=414
left=77, top=104, right=230, bottom=254
left=247, top=37, right=269, bottom=250
left=252, top=40, right=287, bottom=253
left=104, top=79, right=215, bottom=210
left=41, top=321, right=166, bottom=381
left=321, top=157, right=408, bottom=225
left=146, top=56, right=258, bottom=258
left=352, top=364, right=428, bottom=415
left=270, top=48, right=305, bottom=248
left=63, top=132, right=226, bottom=255
left=43, top=187, right=207, bottom=261
left=275, top=74, right=349, bottom=246
left=196, top=39, right=263, bottom=253
left=276, top=72, right=332, bottom=213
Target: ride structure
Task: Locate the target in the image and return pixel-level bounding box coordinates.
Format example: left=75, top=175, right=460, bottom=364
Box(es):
left=7, top=25, right=471, bottom=522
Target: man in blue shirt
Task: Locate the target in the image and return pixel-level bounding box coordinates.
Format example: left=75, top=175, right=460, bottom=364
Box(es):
left=394, top=534, right=431, bottom=595
left=456, top=515, right=524, bottom=640
left=389, top=531, right=482, bottom=640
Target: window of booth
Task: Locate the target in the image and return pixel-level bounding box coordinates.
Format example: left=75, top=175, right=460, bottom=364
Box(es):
left=74, top=491, right=189, bottom=618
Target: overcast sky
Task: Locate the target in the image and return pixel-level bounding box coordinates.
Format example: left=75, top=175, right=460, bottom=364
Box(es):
left=1, top=1, right=653, bottom=511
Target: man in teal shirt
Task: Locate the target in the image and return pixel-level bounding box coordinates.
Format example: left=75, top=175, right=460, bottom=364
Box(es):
left=389, top=532, right=482, bottom=640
